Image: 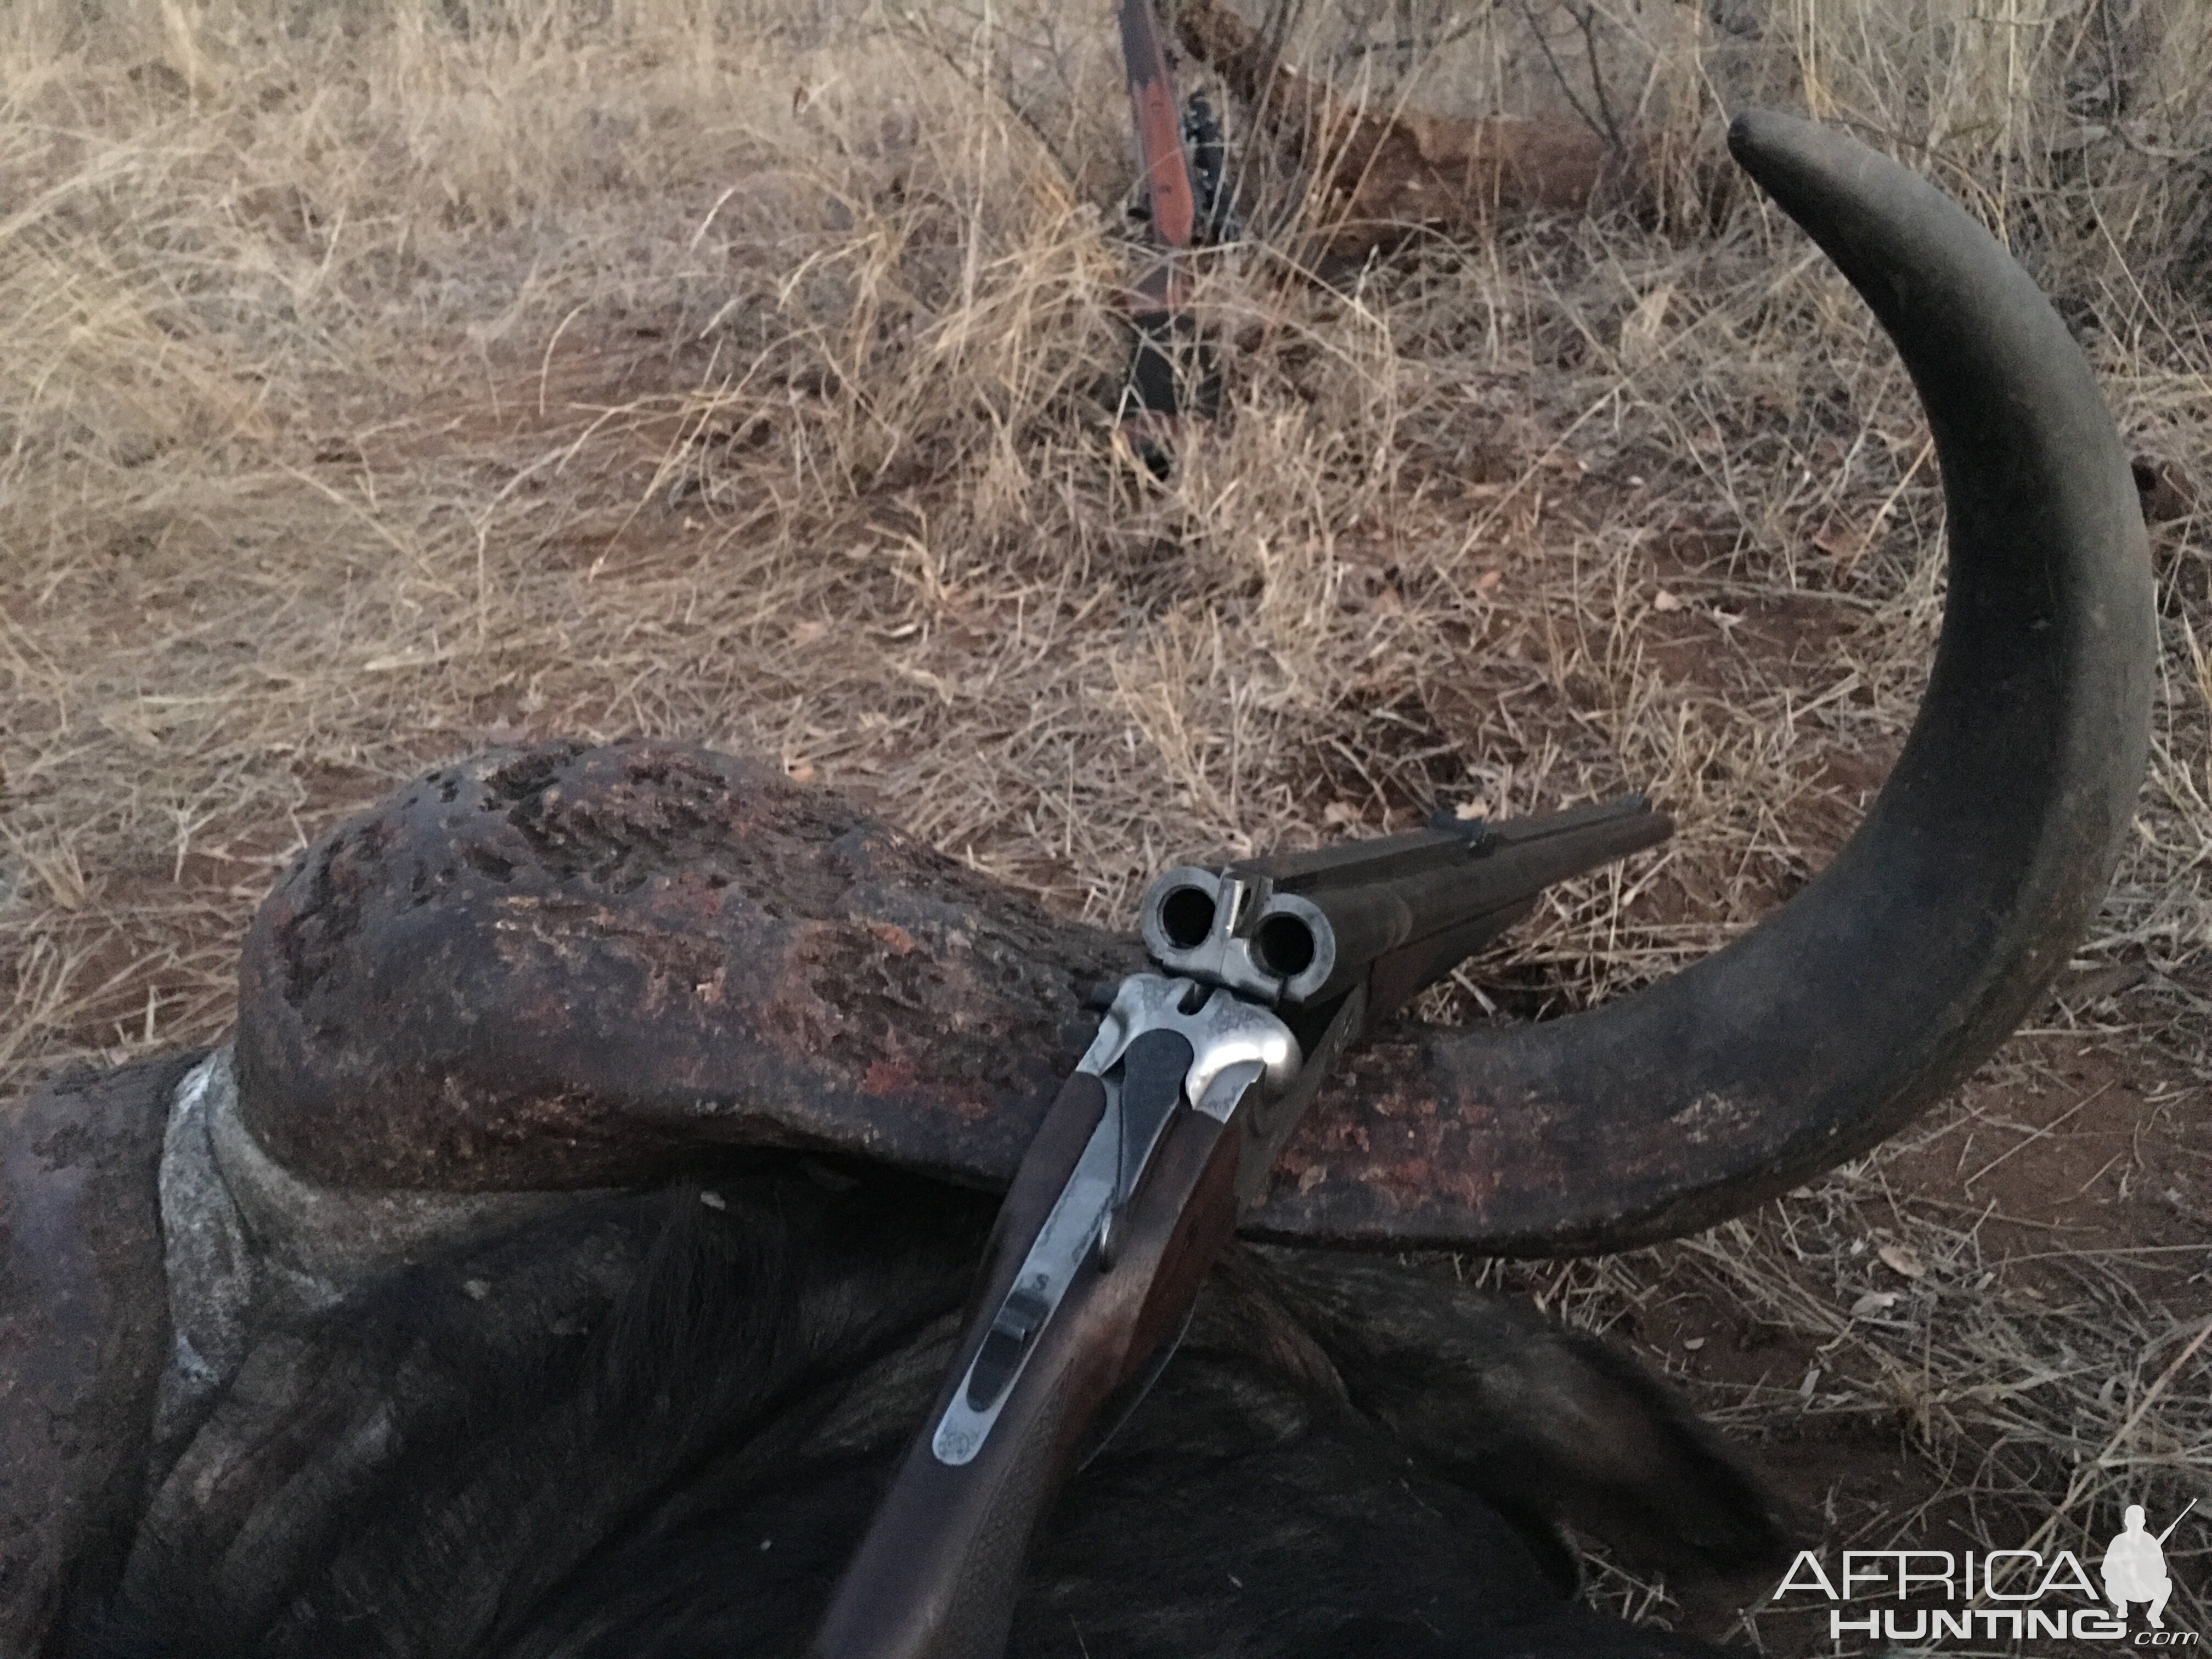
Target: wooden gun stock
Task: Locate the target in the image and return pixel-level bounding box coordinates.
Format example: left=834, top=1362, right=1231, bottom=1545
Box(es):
left=1119, top=0, right=1195, bottom=253
left=810, top=1071, right=1243, bottom=1659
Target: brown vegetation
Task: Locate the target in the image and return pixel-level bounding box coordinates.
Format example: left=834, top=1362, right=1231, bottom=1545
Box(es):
left=1175, top=0, right=1617, bottom=252
left=2, top=0, right=2208, bottom=1648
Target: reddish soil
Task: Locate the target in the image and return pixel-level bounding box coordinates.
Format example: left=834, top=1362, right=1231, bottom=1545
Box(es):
left=1645, top=993, right=2210, bottom=1656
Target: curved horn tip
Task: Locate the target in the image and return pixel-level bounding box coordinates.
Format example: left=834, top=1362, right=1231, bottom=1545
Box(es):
left=1721, top=109, right=1946, bottom=237
left=1722, top=108, right=1772, bottom=162
left=1724, top=108, right=1810, bottom=168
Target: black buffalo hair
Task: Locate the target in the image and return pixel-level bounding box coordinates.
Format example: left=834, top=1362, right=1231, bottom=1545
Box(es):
left=77, top=1155, right=1785, bottom=1658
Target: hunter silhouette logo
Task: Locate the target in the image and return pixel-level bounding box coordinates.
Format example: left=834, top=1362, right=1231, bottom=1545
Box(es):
left=2105, top=1502, right=2195, bottom=1630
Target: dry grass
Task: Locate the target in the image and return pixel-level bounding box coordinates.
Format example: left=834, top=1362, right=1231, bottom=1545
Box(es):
left=1472, top=1058, right=2212, bottom=1649
left=1, top=0, right=2208, bottom=1647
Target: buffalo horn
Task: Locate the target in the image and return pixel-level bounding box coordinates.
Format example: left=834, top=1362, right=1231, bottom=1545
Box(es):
left=1245, top=111, right=2156, bottom=1252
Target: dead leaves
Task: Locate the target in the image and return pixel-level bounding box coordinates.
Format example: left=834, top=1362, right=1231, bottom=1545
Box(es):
left=1618, top=282, right=1676, bottom=371
left=1879, top=1241, right=1928, bottom=1279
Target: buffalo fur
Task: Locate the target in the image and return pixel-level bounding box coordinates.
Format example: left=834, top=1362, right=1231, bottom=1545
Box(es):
left=76, top=1156, right=1784, bottom=1657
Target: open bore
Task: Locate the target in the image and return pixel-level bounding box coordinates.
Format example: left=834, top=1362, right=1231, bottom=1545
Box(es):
left=1158, top=884, right=1217, bottom=951
left=1252, top=912, right=1317, bottom=979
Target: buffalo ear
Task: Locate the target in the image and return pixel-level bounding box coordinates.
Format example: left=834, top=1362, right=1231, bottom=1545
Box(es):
left=1244, top=1249, right=1800, bottom=1579
left=0, top=1049, right=195, bottom=1659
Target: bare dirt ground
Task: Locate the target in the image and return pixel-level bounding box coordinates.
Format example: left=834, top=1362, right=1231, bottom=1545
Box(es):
left=2, top=1, right=2208, bottom=1652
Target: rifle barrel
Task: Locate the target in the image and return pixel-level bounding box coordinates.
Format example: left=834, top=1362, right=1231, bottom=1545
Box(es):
left=2157, top=1497, right=2198, bottom=1545
left=1140, top=796, right=1669, bottom=1011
